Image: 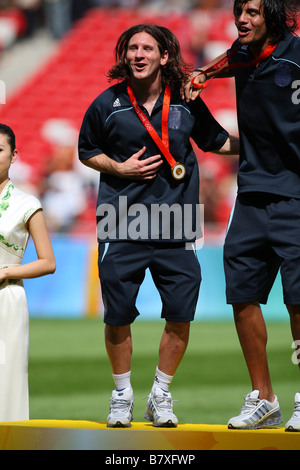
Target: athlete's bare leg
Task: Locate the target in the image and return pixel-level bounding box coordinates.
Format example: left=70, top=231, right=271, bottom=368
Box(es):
left=158, top=321, right=190, bottom=376
left=232, top=302, right=275, bottom=402
left=105, top=324, right=132, bottom=374
left=105, top=321, right=190, bottom=377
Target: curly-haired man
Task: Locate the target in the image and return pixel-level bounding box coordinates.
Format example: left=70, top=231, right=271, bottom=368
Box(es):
left=79, top=24, right=238, bottom=428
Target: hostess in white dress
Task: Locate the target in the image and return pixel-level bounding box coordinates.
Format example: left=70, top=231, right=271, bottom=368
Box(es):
left=0, top=180, right=42, bottom=422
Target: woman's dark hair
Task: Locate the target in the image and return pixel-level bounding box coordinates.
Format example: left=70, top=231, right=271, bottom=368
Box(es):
left=0, top=123, right=16, bottom=152
left=107, top=24, right=192, bottom=91
left=233, top=0, right=299, bottom=43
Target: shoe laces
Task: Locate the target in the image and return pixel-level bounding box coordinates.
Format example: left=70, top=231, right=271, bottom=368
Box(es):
left=154, top=395, right=174, bottom=412
left=292, top=400, right=300, bottom=417
left=110, top=396, right=133, bottom=413
left=240, top=395, right=260, bottom=415
left=145, top=392, right=177, bottom=412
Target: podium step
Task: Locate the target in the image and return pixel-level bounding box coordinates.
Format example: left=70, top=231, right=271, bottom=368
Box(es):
left=0, top=420, right=299, bottom=450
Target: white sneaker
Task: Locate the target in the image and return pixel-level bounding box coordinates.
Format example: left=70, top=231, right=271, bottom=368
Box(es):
left=107, top=387, right=134, bottom=428
left=285, top=393, right=300, bottom=432
left=144, top=387, right=178, bottom=427
left=228, top=390, right=282, bottom=430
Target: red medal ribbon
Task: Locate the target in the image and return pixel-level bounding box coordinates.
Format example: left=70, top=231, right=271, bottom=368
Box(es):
left=127, top=82, right=177, bottom=170
left=192, top=42, right=277, bottom=91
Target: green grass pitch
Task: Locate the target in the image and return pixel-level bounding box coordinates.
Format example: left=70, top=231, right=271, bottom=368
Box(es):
left=28, top=318, right=299, bottom=426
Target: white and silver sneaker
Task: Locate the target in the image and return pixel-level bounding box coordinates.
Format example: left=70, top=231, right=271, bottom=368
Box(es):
left=144, top=387, right=178, bottom=427
left=285, top=393, right=300, bottom=432
left=228, top=390, right=282, bottom=430
left=107, top=387, right=134, bottom=428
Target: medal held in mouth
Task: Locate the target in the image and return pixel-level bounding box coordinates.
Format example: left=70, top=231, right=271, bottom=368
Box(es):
left=127, top=82, right=186, bottom=181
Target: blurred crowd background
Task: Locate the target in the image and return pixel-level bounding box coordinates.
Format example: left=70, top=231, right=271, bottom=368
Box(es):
left=0, top=1, right=235, bottom=42
left=0, top=0, right=299, bottom=241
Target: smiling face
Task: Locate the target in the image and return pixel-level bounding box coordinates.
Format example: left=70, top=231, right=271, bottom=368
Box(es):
left=234, top=0, right=270, bottom=54
left=125, top=32, right=169, bottom=85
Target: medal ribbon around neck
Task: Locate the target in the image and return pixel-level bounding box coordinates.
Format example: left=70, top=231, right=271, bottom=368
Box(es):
left=192, top=42, right=278, bottom=93
left=127, top=81, right=186, bottom=181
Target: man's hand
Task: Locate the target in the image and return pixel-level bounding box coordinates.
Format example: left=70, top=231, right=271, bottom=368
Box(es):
left=80, top=147, right=163, bottom=180
left=184, top=52, right=231, bottom=102
left=117, top=147, right=163, bottom=180
left=184, top=71, right=208, bottom=102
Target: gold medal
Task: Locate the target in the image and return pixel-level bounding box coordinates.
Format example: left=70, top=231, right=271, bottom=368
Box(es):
left=172, top=163, right=186, bottom=180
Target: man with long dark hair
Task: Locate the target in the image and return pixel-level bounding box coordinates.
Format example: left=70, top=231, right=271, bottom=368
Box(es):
left=186, top=0, right=300, bottom=431
left=79, top=24, right=238, bottom=428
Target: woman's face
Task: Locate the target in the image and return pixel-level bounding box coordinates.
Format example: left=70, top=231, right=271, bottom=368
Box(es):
left=0, top=133, right=17, bottom=181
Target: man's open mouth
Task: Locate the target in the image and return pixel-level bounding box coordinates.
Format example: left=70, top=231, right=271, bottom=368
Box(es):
left=238, top=26, right=251, bottom=37
left=134, top=63, right=147, bottom=71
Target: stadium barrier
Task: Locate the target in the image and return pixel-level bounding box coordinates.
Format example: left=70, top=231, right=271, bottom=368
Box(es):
left=0, top=420, right=299, bottom=450
left=23, top=236, right=288, bottom=322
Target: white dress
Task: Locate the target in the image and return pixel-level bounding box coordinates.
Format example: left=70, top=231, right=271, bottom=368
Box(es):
left=0, top=180, right=42, bottom=421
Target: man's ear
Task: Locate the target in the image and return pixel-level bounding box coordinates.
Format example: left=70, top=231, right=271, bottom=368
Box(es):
left=160, top=50, right=169, bottom=67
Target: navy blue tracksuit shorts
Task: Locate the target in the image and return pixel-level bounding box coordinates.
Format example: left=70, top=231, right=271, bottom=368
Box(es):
left=224, top=193, right=300, bottom=306
left=98, top=241, right=201, bottom=326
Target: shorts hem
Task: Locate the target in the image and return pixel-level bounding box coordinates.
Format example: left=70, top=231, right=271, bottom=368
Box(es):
left=163, top=316, right=195, bottom=322
left=104, top=316, right=139, bottom=326
left=284, top=299, right=300, bottom=306
left=226, top=298, right=267, bottom=305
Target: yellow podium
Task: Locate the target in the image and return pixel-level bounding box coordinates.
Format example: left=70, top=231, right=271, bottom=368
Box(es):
left=0, top=420, right=299, bottom=450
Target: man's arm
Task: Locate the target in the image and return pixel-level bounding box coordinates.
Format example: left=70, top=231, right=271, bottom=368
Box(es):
left=80, top=146, right=163, bottom=180
left=213, top=135, right=240, bottom=155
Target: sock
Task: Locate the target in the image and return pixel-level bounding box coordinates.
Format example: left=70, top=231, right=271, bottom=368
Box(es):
left=112, top=371, right=132, bottom=392
left=152, top=367, right=173, bottom=393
